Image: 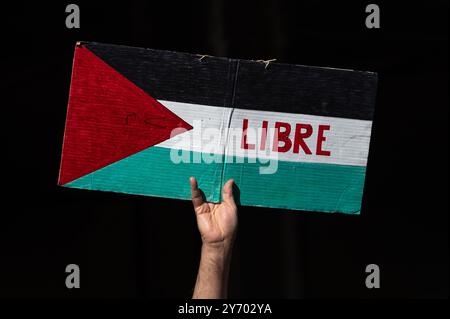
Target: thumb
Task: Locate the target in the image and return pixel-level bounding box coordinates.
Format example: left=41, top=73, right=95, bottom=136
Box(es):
left=222, top=179, right=236, bottom=207
left=190, top=176, right=204, bottom=211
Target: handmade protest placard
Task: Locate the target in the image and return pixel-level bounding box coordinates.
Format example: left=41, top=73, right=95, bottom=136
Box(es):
left=59, top=42, right=377, bottom=214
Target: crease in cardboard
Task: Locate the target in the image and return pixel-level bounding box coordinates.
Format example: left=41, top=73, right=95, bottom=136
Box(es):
left=216, top=59, right=240, bottom=202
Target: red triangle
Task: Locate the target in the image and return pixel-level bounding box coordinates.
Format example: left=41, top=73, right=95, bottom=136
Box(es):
left=58, top=45, right=193, bottom=185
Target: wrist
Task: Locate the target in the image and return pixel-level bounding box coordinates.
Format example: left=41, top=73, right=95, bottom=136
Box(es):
left=203, top=237, right=234, bottom=251
left=201, top=240, right=234, bottom=262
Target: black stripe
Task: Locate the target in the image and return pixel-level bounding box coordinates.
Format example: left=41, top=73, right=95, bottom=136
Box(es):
left=233, top=60, right=377, bottom=120
left=82, top=42, right=376, bottom=120
left=84, top=42, right=235, bottom=108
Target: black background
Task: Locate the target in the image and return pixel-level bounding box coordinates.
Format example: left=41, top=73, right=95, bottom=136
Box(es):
left=2, top=1, right=448, bottom=299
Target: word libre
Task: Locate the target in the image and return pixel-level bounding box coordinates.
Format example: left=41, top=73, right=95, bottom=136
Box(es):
left=241, top=119, right=331, bottom=156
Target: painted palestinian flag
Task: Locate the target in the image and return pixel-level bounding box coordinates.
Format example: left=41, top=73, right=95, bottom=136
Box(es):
left=59, top=42, right=377, bottom=214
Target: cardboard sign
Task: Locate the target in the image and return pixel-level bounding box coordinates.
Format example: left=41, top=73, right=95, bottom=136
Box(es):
left=59, top=42, right=377, bottom=214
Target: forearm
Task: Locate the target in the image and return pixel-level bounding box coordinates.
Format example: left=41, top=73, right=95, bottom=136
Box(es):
left=193, top=242, right=233, bottom=299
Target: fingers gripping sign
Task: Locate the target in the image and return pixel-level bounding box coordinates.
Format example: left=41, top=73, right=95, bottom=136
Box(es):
left=190, top=177, right=238, bottom=246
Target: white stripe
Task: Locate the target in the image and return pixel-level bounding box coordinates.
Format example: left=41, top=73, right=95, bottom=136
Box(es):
left=156, top=100, right=372, bottom=167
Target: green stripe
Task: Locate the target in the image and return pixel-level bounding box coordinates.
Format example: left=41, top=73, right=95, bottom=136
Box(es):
left=222, top=158, right=365, bottom=214
left=65, top=146, right=366, bottom=214
left=65, top=146, right=223, bottom=202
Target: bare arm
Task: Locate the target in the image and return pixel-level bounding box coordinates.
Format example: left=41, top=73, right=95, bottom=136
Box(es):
left=190, top=177, right=238, bottom=299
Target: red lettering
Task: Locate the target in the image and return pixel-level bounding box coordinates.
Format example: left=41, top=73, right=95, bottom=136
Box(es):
left=272, top=122, right=292, bottom=153
left=260, top=120, right=268, bottom=151
left=316, top=124, right=331, bottom=156
left=241, top=119, right=331, bottom=157
left=293, top=123, right=312, bottom=154
left=241, top=119, right=255, bottom=150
